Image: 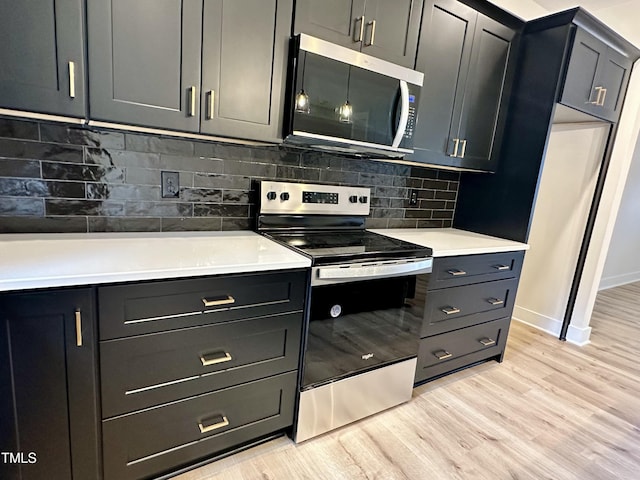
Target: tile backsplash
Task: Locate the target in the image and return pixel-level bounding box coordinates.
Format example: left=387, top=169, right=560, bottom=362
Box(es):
left=0, top=117, right=459, bottom=233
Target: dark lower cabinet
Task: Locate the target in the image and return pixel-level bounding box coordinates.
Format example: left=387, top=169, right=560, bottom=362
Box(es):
left=415, top=251, right=524, bottom=385
left=409, top=0, right=519, bottom=172
left=0, top=0, right=85, bottom=117
left=0, top=289, right=100, bottom=480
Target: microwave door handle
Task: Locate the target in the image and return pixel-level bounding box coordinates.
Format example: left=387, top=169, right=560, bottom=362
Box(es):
left=392, top=80, right=409, bottom=148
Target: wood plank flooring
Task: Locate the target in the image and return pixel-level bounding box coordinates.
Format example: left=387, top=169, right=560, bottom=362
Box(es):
left=174, top=282, right=640, bottom=480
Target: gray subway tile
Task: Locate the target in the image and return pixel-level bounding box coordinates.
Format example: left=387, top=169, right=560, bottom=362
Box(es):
left=46, top=199, right=125, bottom=216
left=0, top=138, right=83, bottom=163
left=276, top=165, right=321, bottom=182
left=159, top=154, right=224, bottom=174
left=0, top=118, right=39, bottom=140
left=404, top=209, right=433, bottom=219
left=42, top=162, right=124, bottom=183
left=0, top=158, right=40, bottom=178
left=40, top=124, right=125, bottom=149
left=432, top=210, right=454, bottom=220
left=193, top=204, right=249, bottom=217
left=87, top=183, right=160, bottom=201
left=125, top=167, right=159, bottom=186
left=387, top=218, right=418, bottom=228
left=0, top=197, right=44, bottom=216
left=194, top=173, right=251, bottom=190
left=423, top=179, right=450, bottom=190
left=221, top=217, right=252, bottom=231
left=181, top=188, right=223, bottom=202
left=125, top=134, right=194, bottom=155
left=224, top=160, right=276, bottom=178
left=364, top=217, right=389, bottom=229
left=437, top=170, right=460, bottom=181
left=125, top=201, right=193, bottom=217
left=434, top=190, right=456, bottom=200
left=320, top=169, right=359, bottom=185
left=371, top=208, right=404, bottom=219
left=417, top=219, right=445, bottom=228
left=0, top=216, right=88, bottom=233
left=375, top=186, right=408, bottom=198
left=161, top=217, right=222, bottom=231
left=410, top=167, right=439, bottom=179
left=85, top=148, right=160, bottom=168
left=89, top=217, right=161, bottom=232
left=222, top=190, right=251, bottom=204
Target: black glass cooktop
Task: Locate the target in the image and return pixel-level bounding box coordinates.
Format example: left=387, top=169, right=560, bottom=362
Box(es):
left=265, top=230, right=432, bottom=265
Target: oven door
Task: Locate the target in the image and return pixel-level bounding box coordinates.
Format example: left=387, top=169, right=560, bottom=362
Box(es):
left=302, top=272, right=429, bottom=390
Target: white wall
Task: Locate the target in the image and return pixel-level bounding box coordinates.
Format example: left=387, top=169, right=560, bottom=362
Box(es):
left=600, top=138, right=640, bottom=289
left=513, top=123, right=609, bottom=343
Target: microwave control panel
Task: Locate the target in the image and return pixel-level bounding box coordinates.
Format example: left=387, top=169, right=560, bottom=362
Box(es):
left=404, top=93, right=417, bottom=139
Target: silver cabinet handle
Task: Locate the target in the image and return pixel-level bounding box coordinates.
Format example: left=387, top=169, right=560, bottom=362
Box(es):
left=459, top=139, right=467, bottom=158
left=494, top=264, right=510, bottom=271
left=206, top=90, right=215, bottom=120
left=365, top=19, right=376, bottom=46
left=479, top=338, right=496, bottom=347
left=198, top=415, right=229, bottom=434
left=449, top=138, right=460, bottom=157
left=74, top=309, right=82, bottom=347
left=434, top=350, right=453, bottom=360
left=354, top=16, right=365, bottom=42
left=188, top=86, right=197, bottom=116
left=202, top=295, right=235, bottom=307
left=590, top=86, right=604, bottom=105
left=599, top=88, right=607, bottom=106
left=200, top=351, right=232, bottom=366
left=441, top=306, right=461, bottom=315
left=68, top=61, right=76, bottom=98
left=487, top=298, right=504, bottom=306
left=447, top=269, right=466, bottom=276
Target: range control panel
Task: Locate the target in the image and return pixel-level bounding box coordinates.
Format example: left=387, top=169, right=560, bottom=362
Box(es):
left=259, top=181, right=371, bottom=216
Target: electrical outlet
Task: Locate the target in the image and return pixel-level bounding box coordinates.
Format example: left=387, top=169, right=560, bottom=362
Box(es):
left=409, top=189, right=418, bottom=206
left=161, top=171, right=180, bottom=198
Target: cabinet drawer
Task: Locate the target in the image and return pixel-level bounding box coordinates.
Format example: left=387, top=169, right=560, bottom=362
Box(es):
left=99, top=270, right=306, bottom=340
left=429, top=251, right=524, bottom=289
left=415, top=317, right=510, bottom=383
left=422, top=278, right=518, bottom=337
left=102, top=371, right=296, bottom=480
left=100, top=312, right=303, bottom=418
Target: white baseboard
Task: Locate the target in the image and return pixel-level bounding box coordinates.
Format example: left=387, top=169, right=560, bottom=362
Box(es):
left=512, top=305, right=591, bottom=346
left=599, top=271, right=640, bottom=291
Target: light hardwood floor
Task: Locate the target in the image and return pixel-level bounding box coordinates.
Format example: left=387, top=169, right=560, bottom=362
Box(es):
left=174, top=282, right=640, bottom=480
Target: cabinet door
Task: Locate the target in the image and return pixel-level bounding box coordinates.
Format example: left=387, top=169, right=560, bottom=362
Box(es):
left=456, top=14, right=515, bottom=171
left=360, top=0, right=423, bottom=67
left=87, top=0, right=203, bottom=132
left=0, top=290, right=99, bottom=480
left=0, top=0, right=85, bottom=117
left=598, top=48, right=633, bottom=122
left=560, top=28, right=607, bottom=119
left=294, top=0, right=366, bottom=49
left=409, top=0, right=477, bottom=166
left=200, top=0, right=292, bottom=142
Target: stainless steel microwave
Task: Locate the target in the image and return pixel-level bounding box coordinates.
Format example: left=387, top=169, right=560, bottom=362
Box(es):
left=283, top=34, right=424, bottom=158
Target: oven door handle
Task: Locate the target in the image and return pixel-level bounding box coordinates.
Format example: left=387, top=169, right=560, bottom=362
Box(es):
left=313, top=259, right=433, bottom=286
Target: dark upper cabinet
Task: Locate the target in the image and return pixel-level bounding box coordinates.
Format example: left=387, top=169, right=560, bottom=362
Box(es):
left=0, top=0, right=85, bottom=117
left=200, top=0, right=292, bottom=142
left=560, top=27, right=633, bottom=122
left=409, top=0, right=517, bottom=172
left=87, top=0, right=203, bottom=132
left=294, top=0, right=423, bottom=68
left=88, top=0, right=290, bottom=141
left=0, top=289, right=100, bottom=480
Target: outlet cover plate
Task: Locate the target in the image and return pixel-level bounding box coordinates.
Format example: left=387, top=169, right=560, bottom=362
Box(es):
left=161, top=171, right=180, bottom=198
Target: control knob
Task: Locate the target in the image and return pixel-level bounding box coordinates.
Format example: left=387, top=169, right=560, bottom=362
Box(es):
left=266, top=191, right=277, bottom=201
left=280, top=192, right=290, bottom=201
left=358, top=196, right=368, bottom=204
left=349, top=195, right=358, bottom=203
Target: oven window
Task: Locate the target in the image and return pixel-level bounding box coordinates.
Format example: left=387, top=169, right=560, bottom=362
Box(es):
left=302, top=274, right=428, bottom=389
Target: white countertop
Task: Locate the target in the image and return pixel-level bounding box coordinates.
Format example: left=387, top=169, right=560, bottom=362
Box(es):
left=370, top=228, right=529, bottom=257
left=0, top=231, right=311, bottom=292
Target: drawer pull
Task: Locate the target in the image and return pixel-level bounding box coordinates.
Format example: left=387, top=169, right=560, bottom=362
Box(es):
left=441, top=306, right=461, bottom=315
left=198, top=415, right=229, bottom=434
left=479, top=338, right=496, bottom=347
left=434, top=350, right=453, bottom=360
left=487, top=298, right=504, bottom=306
left=447, top=269, right=467, bottom=276
left=74, top=309, right=82, bottom=347
left=200, top=351, right=232, bottom=366
left=202, top=295, right=235, bottom=307
left=494, top=264, right=510, bottom=271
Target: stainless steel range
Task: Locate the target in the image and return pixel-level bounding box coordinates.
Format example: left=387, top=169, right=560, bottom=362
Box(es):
left=256, top=180, right=432, bottom=442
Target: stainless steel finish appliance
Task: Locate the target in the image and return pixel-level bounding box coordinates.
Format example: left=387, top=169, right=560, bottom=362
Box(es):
left=256, top=180, right=432, bottom=442
left=283, top=35, right=423, bottom=158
